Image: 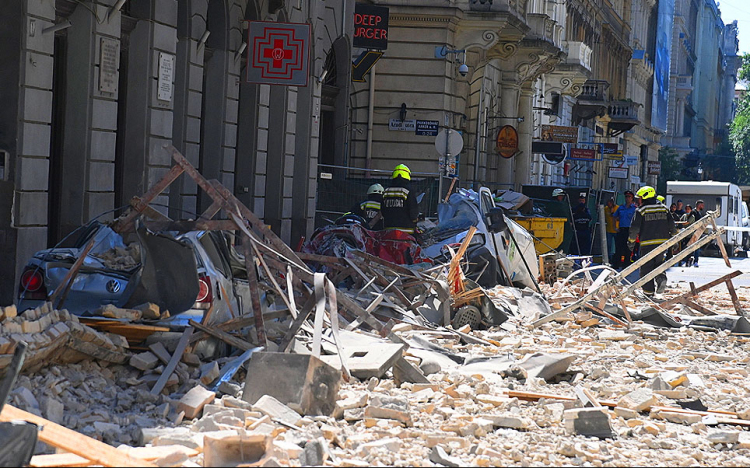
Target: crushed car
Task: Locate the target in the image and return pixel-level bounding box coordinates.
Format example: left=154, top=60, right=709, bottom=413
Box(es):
left=421, top=187, right=539, bottom=290
left=17, top=222, right=255, bottom=330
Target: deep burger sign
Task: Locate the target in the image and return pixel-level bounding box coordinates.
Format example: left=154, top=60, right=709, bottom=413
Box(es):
left=354, top=3, right=389, bottom=50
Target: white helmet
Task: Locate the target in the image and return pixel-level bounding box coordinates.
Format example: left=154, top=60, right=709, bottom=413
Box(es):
left=552, top=188, right=565, bottom=197
left=367, top=183, right=384, bottom=195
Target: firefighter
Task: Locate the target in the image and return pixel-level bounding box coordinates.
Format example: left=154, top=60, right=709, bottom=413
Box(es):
left=627, top=185, right=677, bottom=297
left=350, top=183, right=385, bottom=230
left=382, top=164, right=419, bottom=234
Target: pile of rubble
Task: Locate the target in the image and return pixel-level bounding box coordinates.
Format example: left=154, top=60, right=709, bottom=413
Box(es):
left=6, top=280, right=750, bottom=467
left=4, top=148, right=750, bottom=466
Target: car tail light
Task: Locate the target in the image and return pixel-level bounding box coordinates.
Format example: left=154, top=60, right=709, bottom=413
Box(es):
left=19, top=268, right=48, bottom=300
left=196, top=274, right=213, bottom=306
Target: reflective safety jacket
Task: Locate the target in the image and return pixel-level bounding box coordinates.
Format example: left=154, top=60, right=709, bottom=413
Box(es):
left=628, top=198, right=677, bottom=249
left=350, top=195, right=384, bottom=230
left=381, top=177, right=419, bottom=233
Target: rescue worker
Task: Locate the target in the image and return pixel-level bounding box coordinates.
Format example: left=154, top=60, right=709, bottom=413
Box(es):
left=627, top=185, right=677, bottom=297
left=604, top=198, right=619, bottom=262
left=684, top=199, right=705, bottom=267
left=350, top=183, right=385, bottom=230
left=547, top=188, right=574, bottom=253
left=381, top=164, right=419, bottom=234
left=571, top=193, right=592, bottom=255
left=612, top=190, right=637, bottom=268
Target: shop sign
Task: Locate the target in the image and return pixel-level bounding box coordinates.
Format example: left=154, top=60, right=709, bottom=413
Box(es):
left=608, top=167, right=629, bottom=179
left=247, top=21, right=310, bottom=86
left=496, top=125, right=519, bottom=159
left=647, top=160, right=662, bottom=175
left=353, top=3, right=389, bottom=49
left=541, top=125, right=578, bottom=143
left=569, top=148, right=597, bottom=160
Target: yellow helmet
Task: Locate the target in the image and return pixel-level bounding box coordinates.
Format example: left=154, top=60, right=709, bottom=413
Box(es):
left=636, top=185, right=656, bottom=200
left=392, top=164, right=411, bottom=180
left=656, top=195, right=665, bottom=203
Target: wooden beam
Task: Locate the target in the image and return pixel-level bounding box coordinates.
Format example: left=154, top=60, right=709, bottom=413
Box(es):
left=350, top=250, right=422, bottom=279
left=278, top=294, right=317, bottom=352
left=622, top=230, right=722, bottom=296
left=682, top=298, right=718, bottom=315
left=658, top=270, right=744, bottom=308
left=725, top=279, right=745, bottom=316
left=30, top=453, right=93, bottom=467
left=0, top=405, right=154, bottom=467
left=150, top=327, right=193, bottom=395
left=188, top=319, right=255, bottom=351
left=141, top=219, right=238, bottom=232
left=617, top=212, right=717, bottom=280
left=709, top=216, right=732, bottom=268
left=112, top=163, right=185, bottom=233
left=188, top=310, right=290, bottom=345
left=50, top=235, right=98, bottom=308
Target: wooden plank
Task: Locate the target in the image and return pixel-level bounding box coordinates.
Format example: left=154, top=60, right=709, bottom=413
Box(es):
left=49, top=235, right=97, bottom=307
left=296, top=252, right=349, bottom=268
left=336, top=292, right=385, bottom=332
left=657, top=271, right=744, bottom=308
left=617, top=212, right=717, bottom=280
left=188, top=319, right=255, bottom=351
left=148, top=342, right=172, bottom=366
left=30, top=453, right=93, bottom=467
left=582, top=303, right=628, bottom=328
left=188, top=309, right=290, bottom=346
left=350, top=249, right=421, bottom=278
left=141, top=219, right=238, bottom=232
left=278, top=294, right=317, bottom=352
left=150, top=327, right=193, bottom=395
left=682, top=298, right=718, bottom=316
left=725, top=279, right=745, bottom=316
left=250, top=241, right=296, bottom=318
left=113, top=163, right=185, bottom=233
left=240, top=226, right=267, bottom=346
left=622, top=230, right=722, bottom=296
left=0, top=405, right=153, bottom=467
left=709, top=216, right=732, bottom=268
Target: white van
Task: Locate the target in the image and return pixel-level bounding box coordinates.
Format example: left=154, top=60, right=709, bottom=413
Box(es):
left=666, top=181, right=745, bottom=250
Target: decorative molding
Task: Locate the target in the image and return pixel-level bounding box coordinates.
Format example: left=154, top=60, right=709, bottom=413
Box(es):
left=455, top=29, right=501, bottom=51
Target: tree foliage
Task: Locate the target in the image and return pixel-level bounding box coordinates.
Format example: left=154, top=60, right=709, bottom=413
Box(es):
left=656, top=146, right=682, bottom=194
left=730, top=54, right=750, bottom=184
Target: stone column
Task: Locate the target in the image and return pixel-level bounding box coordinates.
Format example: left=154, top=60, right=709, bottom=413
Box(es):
left=121, top=0, right=178, bottom=217
left=497, top=74, right=520, bottom=187
left=515, top=84, right=534, bottom=189
left=6, top=0, right=56, bottom=303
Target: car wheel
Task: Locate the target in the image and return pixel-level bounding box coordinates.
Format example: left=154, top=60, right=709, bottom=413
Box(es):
left=451, top=305, right=483, bottom=330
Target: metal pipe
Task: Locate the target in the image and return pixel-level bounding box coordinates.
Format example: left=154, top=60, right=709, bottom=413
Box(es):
left=365, top=64, right=376, bottom=171
left=599, top=204, right=609, bottom=264
left=473, top=73, right=486, bottom=190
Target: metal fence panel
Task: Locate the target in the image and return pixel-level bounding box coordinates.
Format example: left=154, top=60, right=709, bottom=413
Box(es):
left=315, top=165, right=440, bottom=229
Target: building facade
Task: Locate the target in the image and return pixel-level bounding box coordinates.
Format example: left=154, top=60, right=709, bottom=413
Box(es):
left=0, top=0, right=353, bottom=305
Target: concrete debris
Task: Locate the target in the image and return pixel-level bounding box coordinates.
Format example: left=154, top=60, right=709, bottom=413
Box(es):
left=7, top=191, right=750, bottom=467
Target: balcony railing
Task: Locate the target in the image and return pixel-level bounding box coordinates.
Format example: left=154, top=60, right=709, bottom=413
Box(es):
left=467, top=0, right=526, bottom=16
left=578, top=80, right=609, bottom=101
left=676, top=75, right=693, bottom=90
left=563, top=41, right=592, bottom=72
left=607, top=101, right=639, bottom=121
